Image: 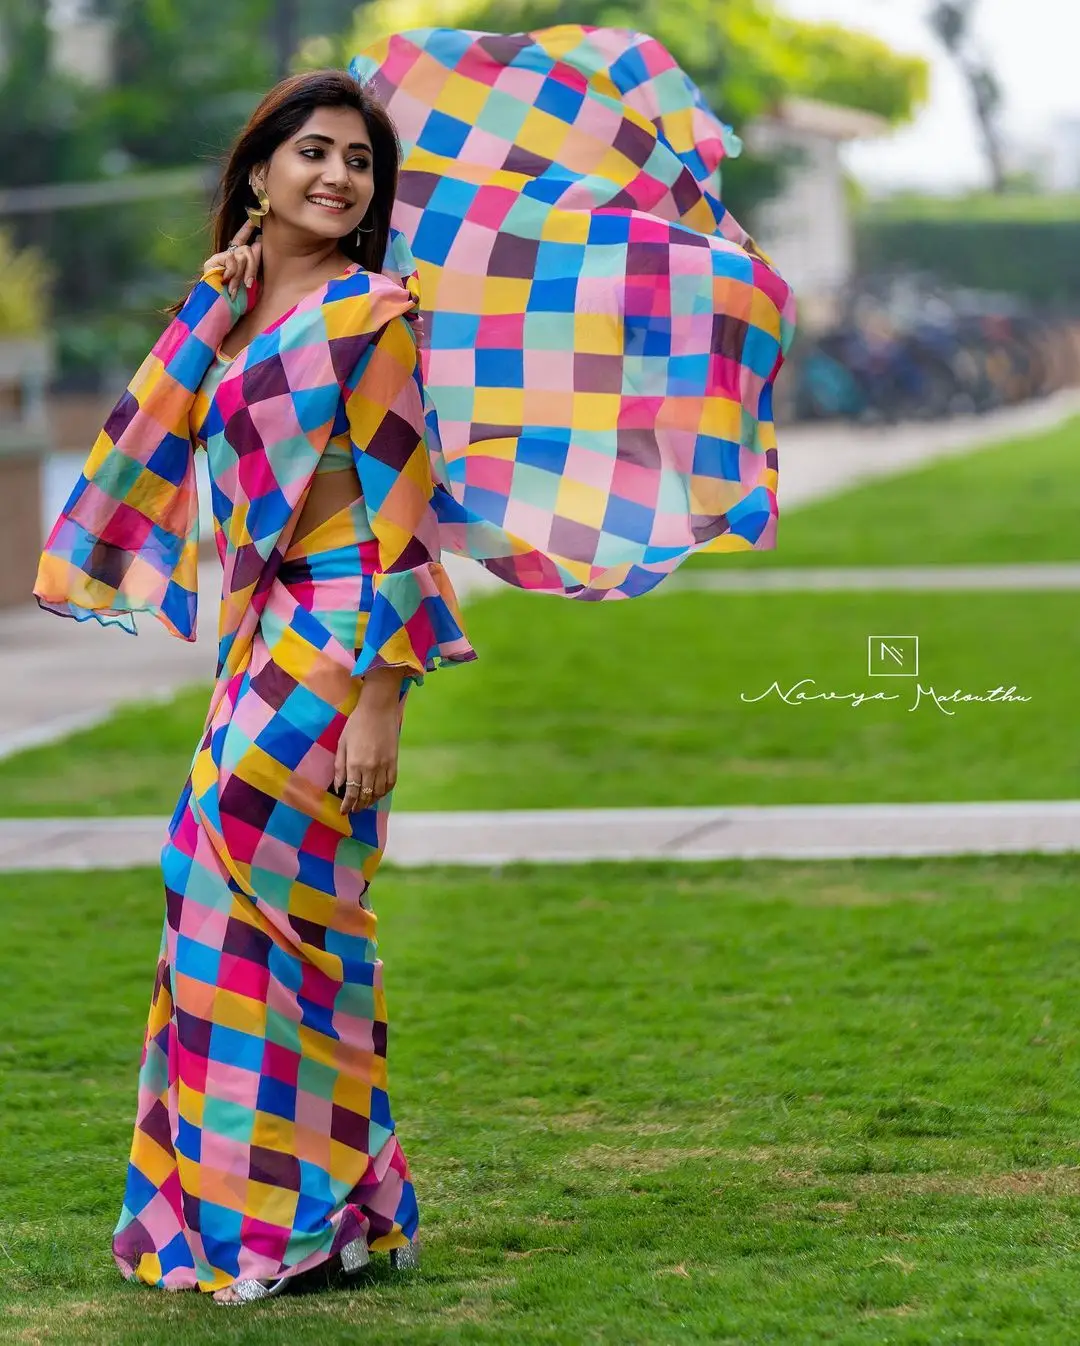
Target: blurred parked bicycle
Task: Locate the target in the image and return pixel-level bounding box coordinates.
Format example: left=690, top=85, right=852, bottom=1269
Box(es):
left=787, top=271, right=1080, bottom=424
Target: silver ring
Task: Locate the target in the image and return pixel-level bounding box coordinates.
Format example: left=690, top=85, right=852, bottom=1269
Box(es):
left=345, top=779, right=362, bottom=788
left=226, top=243, right=239, bottom=251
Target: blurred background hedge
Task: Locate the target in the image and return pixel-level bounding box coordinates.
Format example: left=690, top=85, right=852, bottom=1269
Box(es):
left=856, top=195, right=1080, bottom=311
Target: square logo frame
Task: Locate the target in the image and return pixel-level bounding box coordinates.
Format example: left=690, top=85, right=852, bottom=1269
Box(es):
left=868, top=635, right=919, bottom=677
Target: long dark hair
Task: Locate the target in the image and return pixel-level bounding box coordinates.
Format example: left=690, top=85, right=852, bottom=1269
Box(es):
left=165, top=69, right=400, bottom=316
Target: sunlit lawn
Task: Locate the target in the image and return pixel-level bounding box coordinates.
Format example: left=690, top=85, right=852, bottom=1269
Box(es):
left=2, top=855, right=1079, bottom=1343
left=0, top=589, right=1073, bottom=815
left=685, top=412, right=1080, bottom=570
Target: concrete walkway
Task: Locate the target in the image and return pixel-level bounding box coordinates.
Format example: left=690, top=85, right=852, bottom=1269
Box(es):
left=770, top=385, right=1080, bottom=511
left=5, top=387, right=1079, bottom=763
left=0, top=802, right=1076, bottom=871
left=668, top=562, right=1080, bottom=593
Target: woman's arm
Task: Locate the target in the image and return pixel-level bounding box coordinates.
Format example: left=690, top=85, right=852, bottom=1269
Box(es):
left=333, top=312, right=477, bottom=812
left=345, top=313, right=477, bottom=691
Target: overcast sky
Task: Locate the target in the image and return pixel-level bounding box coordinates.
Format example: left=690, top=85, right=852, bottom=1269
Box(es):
left=778, top=0, right=1080, bottom=193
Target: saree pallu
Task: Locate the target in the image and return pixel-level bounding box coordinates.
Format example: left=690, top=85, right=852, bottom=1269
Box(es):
left=112, top=499, right=420, bottom=1290
left=354, top=24, right=798, bottom=599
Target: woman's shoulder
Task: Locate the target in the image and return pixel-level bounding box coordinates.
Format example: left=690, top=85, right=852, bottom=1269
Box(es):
left=330, top=266, right=418, bottom=339
left=338, top=265, right=416, bottom=306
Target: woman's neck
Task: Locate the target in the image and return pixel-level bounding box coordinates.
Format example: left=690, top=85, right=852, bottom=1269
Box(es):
left=257, top=234, right=350, bottom=295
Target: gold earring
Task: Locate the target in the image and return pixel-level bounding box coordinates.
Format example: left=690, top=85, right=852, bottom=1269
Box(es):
left=246, top=183, right=270, bottom=228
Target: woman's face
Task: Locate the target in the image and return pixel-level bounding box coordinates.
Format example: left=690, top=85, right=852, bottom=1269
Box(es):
left=257, top=105, right=375, bottom=244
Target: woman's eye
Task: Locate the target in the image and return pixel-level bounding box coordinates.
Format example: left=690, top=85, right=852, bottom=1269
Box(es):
left=299, top=148, right=370, bottom=170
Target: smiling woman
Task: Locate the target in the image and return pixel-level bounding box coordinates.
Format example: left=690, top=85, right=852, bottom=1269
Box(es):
left=205, top=93, right=406, bottom=556
left=35, top=68, right=466, bottom=1306
left=33, top=25, right=796, bottom=1314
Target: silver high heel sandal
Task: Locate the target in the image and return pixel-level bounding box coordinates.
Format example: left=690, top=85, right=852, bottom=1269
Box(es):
left=389, top=1238, right=422, bottom=1272
left=340, top=1238, right=371, bottom=1274
left=339, top=1235, right=421, bottom=1276
left=213, top=1274, right=289, bottom=1305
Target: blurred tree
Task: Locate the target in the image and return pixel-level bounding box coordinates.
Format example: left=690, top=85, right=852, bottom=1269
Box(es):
left=83, top=0, right=275, bottom=166
left=0, top=0, right=107, bottom=187
left=4, top=0, right=925, bottom=384
left=322, top=0, right=927, bottom=227
left=787, top=21, right=928, bottom=125
left=928, top=0, right=1005, bottom=193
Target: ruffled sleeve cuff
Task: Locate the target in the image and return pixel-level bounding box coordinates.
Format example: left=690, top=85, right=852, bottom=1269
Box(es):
left=351, top=560, right=477, bottom=690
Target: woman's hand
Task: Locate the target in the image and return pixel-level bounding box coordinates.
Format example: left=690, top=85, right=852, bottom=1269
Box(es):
left=333, top=698, right=401, bottom=815
left=201, top=219, right=262, bottom=298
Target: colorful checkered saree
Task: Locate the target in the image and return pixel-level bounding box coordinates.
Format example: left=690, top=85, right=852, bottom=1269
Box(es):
left=33, top=23, right=794, bottom=1293
left=35, top=258, right=472, bottom=1289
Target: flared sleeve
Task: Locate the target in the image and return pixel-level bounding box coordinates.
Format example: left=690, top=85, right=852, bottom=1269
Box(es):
left=347, top=312, right=477, bottom=690
left=33, top=276, right=242, bottom=639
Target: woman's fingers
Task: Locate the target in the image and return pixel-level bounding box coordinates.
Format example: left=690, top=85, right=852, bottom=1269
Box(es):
left=341, top=767, right=388, bottom=812
left=230, top=217, right=256, bottom=248
left=340, top=781, right=359, bottom=816
left=201, top=231, right=262, bottom=292
left=245, top=238, right=262, bottom=289
left=333, top=739, right=346, bottom=795
left=224, top=245, right=258, bottom=297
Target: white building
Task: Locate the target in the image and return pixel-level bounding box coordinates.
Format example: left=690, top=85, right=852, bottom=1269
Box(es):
left=744, top=97, right=890, bottom=330
left=1044, top=116, right=1080, bottom=193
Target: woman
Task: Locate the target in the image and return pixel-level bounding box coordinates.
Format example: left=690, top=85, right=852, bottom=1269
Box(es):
left=36, top=70, right=472, bottom=1304
left=35, top=26, right=794, bottom=1307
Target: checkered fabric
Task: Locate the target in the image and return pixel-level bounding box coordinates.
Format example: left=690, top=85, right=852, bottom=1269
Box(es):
left=111, top=497, right=424, bottom=1289
left=34, top=260, right=473, bottom=687
left=36, top=262, right=466, bottom=1290
left=351, top=23, right=797, bottom=598
left=37, top=22, right=797, bottom=1291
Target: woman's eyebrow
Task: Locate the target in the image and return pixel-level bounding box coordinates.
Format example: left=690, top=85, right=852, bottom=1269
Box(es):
left=295, top=132, right=372, bottom=151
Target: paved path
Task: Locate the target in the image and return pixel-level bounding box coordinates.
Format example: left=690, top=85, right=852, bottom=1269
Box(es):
left=5, top=388, right=1079, bottom=762
left=0, top=802, right=1076, bottom=871
left=667, top=562, right=1080, bottom=593
left=770, top=386, right=1080, bottom=511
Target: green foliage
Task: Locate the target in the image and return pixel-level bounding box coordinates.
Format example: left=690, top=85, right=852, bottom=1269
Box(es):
left=783, top=19, right=928, bottom=125
left=0, top=3, right=110, bottom=189
left=3, top=0, right=927, bottom=381
left=92, top=0, right=273, bottom=167
left=337, top=0, right=926, bottom=128
left=0, top=228, right=54, bottom=336
left=0, top=1, right=273, bottom=379
left=856, top=214, right=1080, bottom=310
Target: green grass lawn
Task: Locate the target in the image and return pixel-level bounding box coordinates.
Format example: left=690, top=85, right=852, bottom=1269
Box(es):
left=684, top=413, right=1080, bottom=570
left=861, top=191, right=1080, bottom=222
left=1, top=856, right=1078, bottom=1342
left=0, top=589, right=1074, bottom=816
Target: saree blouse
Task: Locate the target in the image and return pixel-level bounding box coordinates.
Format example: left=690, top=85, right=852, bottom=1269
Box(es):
left=187, top=284, right=475, bottom=690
